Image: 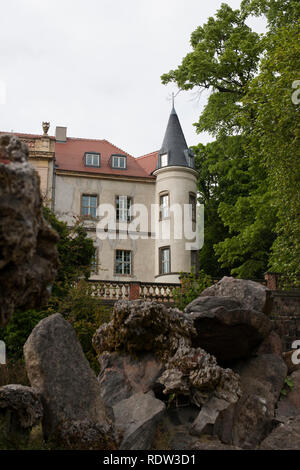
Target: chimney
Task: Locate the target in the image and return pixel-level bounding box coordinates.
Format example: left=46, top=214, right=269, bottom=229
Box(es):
left=55, top=126, right=67, bottom=143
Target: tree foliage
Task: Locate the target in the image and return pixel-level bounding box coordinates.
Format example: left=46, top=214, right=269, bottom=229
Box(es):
left=162, top=0, right=299, bottom=282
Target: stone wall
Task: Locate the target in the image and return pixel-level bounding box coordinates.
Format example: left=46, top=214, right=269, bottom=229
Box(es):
left=270, top=291, right=300, bottom=351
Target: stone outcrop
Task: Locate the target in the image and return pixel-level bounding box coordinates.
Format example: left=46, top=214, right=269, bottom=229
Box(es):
left=260, top=416, right=300, bottom=450
left=199, top=276, right=272, bottom=314
left=185, top=296, right=272, bottom=363
left=276, top=369, right=300, bottom=419
left=24, top=313, right=116, bottom=449
left=214, top=354, right=287, bottom=449
left=113, top=392, right=166, bottom=450
left=0, top=385, right=43, bottom=447
left=93, top=299, right=242, bottom=449
left=98, top=352, right=164, bottom=407
left=93, top=300, right=194, bottom=362
left=0, top=135, right=59, bottom=326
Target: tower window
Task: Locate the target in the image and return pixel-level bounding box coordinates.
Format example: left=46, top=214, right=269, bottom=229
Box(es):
left=159, top=246, right=171, bottom=274
left=160, top=153, right=168, bottom=167
left=84, top=152, right=100, bottom=167
left=115, top=250, right=132, bottom=275
left=191, top=250, right=199, bottom=274
left=111, top=155, right=127, bottom=169
left=184, top=149, right=194, bottom=168
left=159, top=193, right=169, bottom=220
left=81, top=194, right=97, bottom=218
left=189, top=193, right=197, bottom=222
left=116, top=196, right=132, bottom=222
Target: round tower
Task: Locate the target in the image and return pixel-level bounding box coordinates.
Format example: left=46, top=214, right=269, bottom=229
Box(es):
left=153, top=105, right=198, bottom=283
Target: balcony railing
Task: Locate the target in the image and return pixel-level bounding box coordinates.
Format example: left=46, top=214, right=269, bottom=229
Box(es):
left=88, top=280, right=180, bottom=303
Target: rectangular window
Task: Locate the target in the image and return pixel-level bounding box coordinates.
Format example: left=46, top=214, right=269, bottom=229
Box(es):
left=160, top=153, right=168, bottom=167
left=112, top=155, right=126, bottom=169
left=160, top=193, right=169, bottom=220
left=81, top=194, right=97, bottom=218
left=115, top=250, right=132, bottom=275
left=116, top=196, right=132, bottom=222
left=85, top=153, right=100, bottom=167
left=159, top=246, right=170, bottom=274
left=189, top=193, right=196, bottom=222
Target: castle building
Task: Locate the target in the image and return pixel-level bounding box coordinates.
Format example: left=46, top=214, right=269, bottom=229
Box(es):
left=1, top=107, right=198, bottom=283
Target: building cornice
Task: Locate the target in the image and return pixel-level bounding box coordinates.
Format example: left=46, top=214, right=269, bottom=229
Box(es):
left=55, top=169, right=156, bottom=184
left=153, top=166, right=198, bottom=178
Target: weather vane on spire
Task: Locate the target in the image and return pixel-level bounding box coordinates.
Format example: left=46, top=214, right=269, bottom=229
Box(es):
left=167, top=89, right=181, bottom=110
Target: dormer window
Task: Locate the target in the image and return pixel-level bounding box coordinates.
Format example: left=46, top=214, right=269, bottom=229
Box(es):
left=85, top=152, right=100, bottom=167
left=111, top=155, right=127, bottom=169
left=185, top=149, right=194, bottom=168
left=160, top=153, right=168, bottom=167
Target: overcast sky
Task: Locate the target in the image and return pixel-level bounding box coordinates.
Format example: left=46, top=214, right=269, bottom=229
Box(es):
left=0, top=0, right=266, bottom=157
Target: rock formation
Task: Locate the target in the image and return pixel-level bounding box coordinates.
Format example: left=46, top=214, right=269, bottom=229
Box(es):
left=93, top=299, right=242, bottom=449
left=0, top=384, right=43, bottom=447
left=24, top=313, right=117, bottom=449
left=0, top=135, right=59, bottom=326
left=93, top=278, right=297, bottom=450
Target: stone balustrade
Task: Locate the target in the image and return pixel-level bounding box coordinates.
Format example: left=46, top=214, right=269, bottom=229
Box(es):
left=88, top=280, right=180, bottom=304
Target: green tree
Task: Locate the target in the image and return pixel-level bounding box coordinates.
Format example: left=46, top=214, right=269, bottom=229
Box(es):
left=43, top=207, right=95, bottom=299
left=162, top=2, right=276, bottom=278
left=241, top=21, right=300, bottom=283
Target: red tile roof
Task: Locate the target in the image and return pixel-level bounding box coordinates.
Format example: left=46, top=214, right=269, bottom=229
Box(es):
left=55, top=137, right=154, bottom=179
left=0, top=131, right=156, bottom=179
left=136, top=151, right=158, bottom=175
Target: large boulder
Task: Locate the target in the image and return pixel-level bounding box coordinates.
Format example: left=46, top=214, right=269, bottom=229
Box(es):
left=24, top=313, right=116, bottom=449
left=98, top=351, right=164, bottom=407
left=260, top=416, right=300, bottom=450
left=199, top=276, right=272, bottom=314
left=0, top=385, right=43, bottom=447
left=0, top=135, right=59, bottom=326
left=185, top=296, right=272, bottom=363
left=214, top=354, right=287, bottom=449
left=113, top=391, right=165, bottom=450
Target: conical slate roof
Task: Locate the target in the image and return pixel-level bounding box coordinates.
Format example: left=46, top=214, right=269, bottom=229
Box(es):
left=155, top=106, right=193, bottom=170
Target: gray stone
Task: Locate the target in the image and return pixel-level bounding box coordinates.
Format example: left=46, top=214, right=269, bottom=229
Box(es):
left=198, top=276, right=272, bottom=314
left=186, top=297, right=272, bottom=363
left=256, top=330, right=283, bottom=356
left=214, top=354, right=287, bottom=449
left=0, top=135, right=59, bottom=326
left=260, top=416, right=300, bottom=450
left=113, top=391, right=166, bottom=450
left=190, top=397, right=230, bottom=436
left=24, top=313, right=116, bottom=449
left=276, top=369, right=300, bottom=419
left=98, top=351, right=164, bottom=407
left=0, top=384, right=43, bottom=447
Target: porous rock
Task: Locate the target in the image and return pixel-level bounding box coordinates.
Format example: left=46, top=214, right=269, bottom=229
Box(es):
left=0, top=135, right=59, bottom=326
left=0, top=384, right=43, bottom=446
